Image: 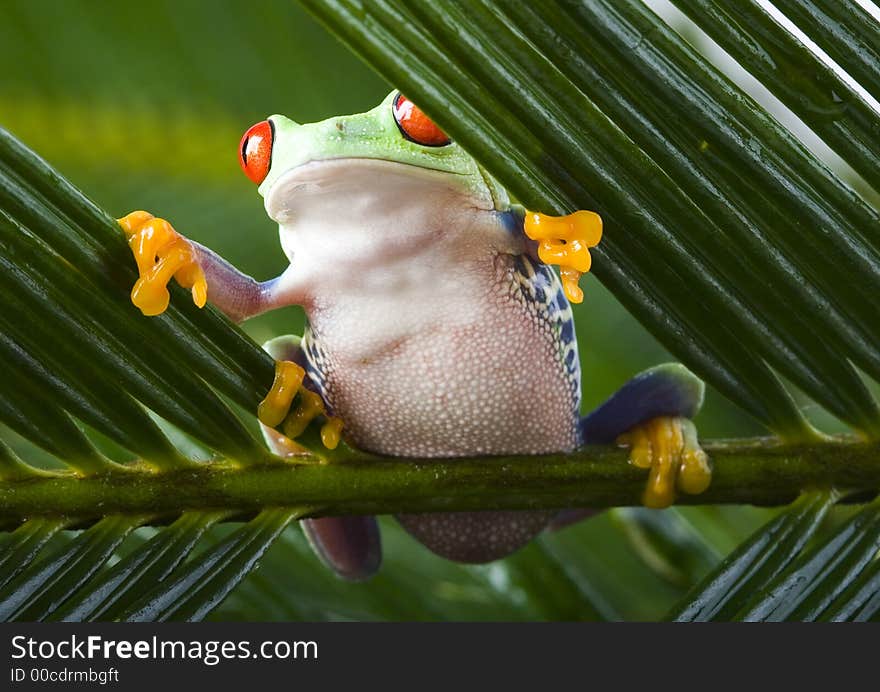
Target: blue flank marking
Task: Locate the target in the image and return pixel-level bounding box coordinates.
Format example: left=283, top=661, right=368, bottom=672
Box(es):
left=560, top=315, right=575, bottom=345
left=302, top=325, right=330, bottom=402
left=533, top=279, right=547, bottom=305
left=511, top=254, right=582, bottom=417
left=497, top=208, right=522, bottom=236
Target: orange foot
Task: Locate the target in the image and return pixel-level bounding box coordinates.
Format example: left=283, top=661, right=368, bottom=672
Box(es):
left=523, top=209, right=602, bottom=304
left=617, top=416, right=712, bottom=509
left=258, top=360, right=344, bottom=451
left=118, top=210, right=207, bottom=316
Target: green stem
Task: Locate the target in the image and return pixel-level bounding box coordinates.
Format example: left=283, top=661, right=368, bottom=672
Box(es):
left=1, top=437, right=878, bottom=525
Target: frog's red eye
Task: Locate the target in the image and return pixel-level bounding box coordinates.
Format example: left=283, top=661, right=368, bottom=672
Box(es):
left=392, top=93, right=450, bottom=147
left=239, top=120, right=274, bottom=184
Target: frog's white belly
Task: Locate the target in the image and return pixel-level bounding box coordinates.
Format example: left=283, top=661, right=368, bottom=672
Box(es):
left=305, top=254, right=580, bottom=458
left=301, top=252, right=581, bottom=563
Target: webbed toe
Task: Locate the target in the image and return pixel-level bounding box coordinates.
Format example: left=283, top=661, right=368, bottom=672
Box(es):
left=258, top=359, right=343, bottom=452
left=617, top=416, right=711, bottom=509
left=523, top=209, right=602, bottom=304
left=118, top=210, right=207, bottom=316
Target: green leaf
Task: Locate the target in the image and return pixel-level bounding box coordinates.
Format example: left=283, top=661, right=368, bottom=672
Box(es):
left=0, top=209, right=264, bottom=465
left=669, top=0, right=880, bottom=189
left=772, top=0, right=880, bottom=103
left=120, top=508, right=300, bottom=622
left=0, top=133, right=275, bottom=413
left=0, top=518, right=69, bottom=590
left=0, top=144, right=273, bottom=408
left=499, top=0, right=880, bottom=428
left=0, top=327, right=183, bottom=468
left=819, top=555, right=880, bottom=622
left=668, top=490, right=835, bottom=621
left=611, top=507, right=721, bottom=588
left=0, top=515, right=146, bottom=621
left=472, top=539, right=612, bottom=621
left=736, top=499, right=880, bottom=621
left=0, top=438, right=40, bottom=481
left=0, top=346, right=115, bottom=475
left=53, top=511, right=228, bottom=622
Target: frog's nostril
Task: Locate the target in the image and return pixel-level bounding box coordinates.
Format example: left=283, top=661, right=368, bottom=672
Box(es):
left=238, top=120, right=274, bottom=184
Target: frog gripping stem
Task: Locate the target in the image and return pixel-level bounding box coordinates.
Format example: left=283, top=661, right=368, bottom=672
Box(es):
left=118, top=211, right=208, bottom=316
left=617, top=416, right=712, bottom=509
left=523, top=209, right=602, bottom=303
left=258, top=360, right=344, bottom=451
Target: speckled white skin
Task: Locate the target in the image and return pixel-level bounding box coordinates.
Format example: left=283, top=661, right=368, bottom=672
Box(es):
left=304, top=250, right=580, bottom=458
left=264, top=159, right=581, bottom=562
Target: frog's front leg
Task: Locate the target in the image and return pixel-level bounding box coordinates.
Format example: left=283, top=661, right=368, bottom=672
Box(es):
left=581, top=363, right=712, bottom=509
left=261, top=336, right=381, bottom=582
left=118, top=211, right=294, bottom=322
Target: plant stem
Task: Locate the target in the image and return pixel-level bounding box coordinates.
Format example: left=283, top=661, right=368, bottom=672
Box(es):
left=1, top=437, right=878, bottom=525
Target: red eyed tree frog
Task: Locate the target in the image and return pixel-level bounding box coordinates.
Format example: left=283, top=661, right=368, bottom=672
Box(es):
left=118, top=91, right=711, bottom=580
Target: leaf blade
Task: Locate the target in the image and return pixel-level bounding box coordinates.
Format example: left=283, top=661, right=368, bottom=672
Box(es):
left=120, top=508, right=299, bottom=622
left=667, top=490, right=834, bottom=621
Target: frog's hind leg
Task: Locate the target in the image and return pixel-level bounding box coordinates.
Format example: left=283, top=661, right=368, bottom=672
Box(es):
left=580, top=363, right=704, bottom=444
left=579, top=363, right=711, bottom=510
left=261, top=335, right=381, bottom=581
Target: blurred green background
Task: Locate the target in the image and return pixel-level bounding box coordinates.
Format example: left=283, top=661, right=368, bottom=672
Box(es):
left=0, top=0, right=839, bottom=620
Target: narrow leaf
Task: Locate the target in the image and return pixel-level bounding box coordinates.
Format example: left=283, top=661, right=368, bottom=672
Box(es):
left=737, top=500, right=880, bottom=621
left=668, top=490, right=834, bottom=621
left=773, top=0, right=880, bottom=103
left=820, top=557, right=880, bottom=622
left=0, top=434, right=43, bottom=481
left=0, top=329, right=186, bottom=468
left=0, top=211, right=268, bottom=463
left=497, top=0, right=880, bottom=431
left=54, top=511, right=227, bottom=622
left=670, top=0, right=880, bottom=189
left=477, top=538, right=613, bottom=621
left=0, top=131, right=276, bottom=411
left=0, top=518, right=70, bottom=590
left=121, top=508, right=299, bottom=622
left=0, top=130, right=330, bottom=458
left=0, top=515, right=146, bottom=621
left=0, top=354, right=115, bottom=474
left=611, top=508, right=721, bottom=587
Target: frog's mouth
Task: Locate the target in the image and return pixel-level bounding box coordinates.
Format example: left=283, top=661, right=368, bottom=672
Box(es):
left=263, top=157, right=494, bottom=226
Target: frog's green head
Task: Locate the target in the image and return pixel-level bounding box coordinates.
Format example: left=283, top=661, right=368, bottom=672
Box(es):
left=237, top=91, right=508, bottom=218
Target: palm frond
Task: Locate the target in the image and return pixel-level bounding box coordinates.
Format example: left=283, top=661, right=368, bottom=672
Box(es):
left=52, top=511, right=228, bottom=622
left=118, top=508, right=299, bottom=623
left=669, top=1, right=879, bottom=187
left=0, top=115, right=330, bottom=620
left=771, top=0, right=880, bottom=102
left=668, top=490, right=836, bottom=621
left=670, top=492, right=880, bottom=622
left=739, top=497, right=880, bottom=621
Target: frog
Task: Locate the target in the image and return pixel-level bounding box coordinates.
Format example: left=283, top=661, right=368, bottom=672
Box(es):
left=118, top=90, right=711, bottom=581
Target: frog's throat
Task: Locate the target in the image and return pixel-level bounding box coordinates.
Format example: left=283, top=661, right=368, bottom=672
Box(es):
left=262, top=157, right=497, bottom=224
